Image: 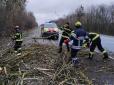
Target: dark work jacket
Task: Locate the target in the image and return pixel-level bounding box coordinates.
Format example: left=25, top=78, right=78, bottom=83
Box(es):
left=70, top=27, right=87, bottom=48
left=87, top=32, right=100, bottom=41
left=14, top=32, right=23, bottom=41
left=60, top=27, right=72, bottom=39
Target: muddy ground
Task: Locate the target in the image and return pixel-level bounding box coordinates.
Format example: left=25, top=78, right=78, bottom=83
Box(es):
left=0, top=44, right=114, bottom=85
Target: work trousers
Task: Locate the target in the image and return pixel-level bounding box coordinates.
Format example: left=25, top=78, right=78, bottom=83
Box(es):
left=90, top=37, right=105, bottom=52
left=14, top=41, right=22, bottom=52
left=70, top=49, right=79, bottom=60
left=59, top=37, right=70, bottom=53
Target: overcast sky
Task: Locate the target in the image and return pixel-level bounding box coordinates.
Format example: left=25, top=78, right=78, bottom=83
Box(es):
left=26, top=0, right=114, bottom=25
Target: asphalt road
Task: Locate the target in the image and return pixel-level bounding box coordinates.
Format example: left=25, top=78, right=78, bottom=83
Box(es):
left=23, top=27, right=60, bottom=47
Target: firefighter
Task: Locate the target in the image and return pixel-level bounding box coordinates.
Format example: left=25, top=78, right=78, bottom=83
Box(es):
left=85, top=32, right=109, bottom=59
left=58, top=22, right=72, bottom=53
left=13, top=26, right=23, bottom=55
left=69, top=21, right=87, bottom=65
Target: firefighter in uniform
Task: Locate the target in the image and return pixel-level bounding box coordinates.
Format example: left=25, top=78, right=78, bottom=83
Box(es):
left=69, top=21, right=87, bottom=64
left=58, top=22, right=72, bottom=53
left=13, top=26, right=23, bottom=55
left=84, top=32, right=109, bottom=59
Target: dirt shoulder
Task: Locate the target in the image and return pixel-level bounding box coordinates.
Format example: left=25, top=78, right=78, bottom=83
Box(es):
left=0, top=44, right=114, bottom=85
left=78, top=50, right=114, bottom=85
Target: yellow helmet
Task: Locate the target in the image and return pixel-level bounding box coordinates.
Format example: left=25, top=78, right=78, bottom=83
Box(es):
left=75, top=21, right=82, bottom=26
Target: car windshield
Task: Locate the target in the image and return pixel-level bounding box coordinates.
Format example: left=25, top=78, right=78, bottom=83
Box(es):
left=44, top=23, right=57, bottom=28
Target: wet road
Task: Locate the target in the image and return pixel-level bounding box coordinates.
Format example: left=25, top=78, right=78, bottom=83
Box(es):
left=101, top=35, right=114, bottom=52
left=23, top=27, right=59, bottom=47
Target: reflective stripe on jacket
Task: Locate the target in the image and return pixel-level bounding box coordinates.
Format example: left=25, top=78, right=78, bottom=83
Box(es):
left=61, top=27, right=72, bottom=38
left=88, top=32, right=100, bottom=41
left=15, top=33, right=23, bottom=41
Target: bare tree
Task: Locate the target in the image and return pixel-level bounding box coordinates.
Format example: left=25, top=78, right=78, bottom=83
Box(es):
left=55, top=4, right=114, bottom=35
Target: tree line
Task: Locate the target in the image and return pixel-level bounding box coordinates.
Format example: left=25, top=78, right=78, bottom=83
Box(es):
left=0, top=0, right=38, bottom=37
left=55, top=4, right=114, bottom=35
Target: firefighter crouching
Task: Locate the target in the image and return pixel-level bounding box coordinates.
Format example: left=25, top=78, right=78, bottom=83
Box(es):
left=84, top=32, right=109, bottom=59
left=69, top=21, right=87, bottom=65
left=12, top=26, right=23, bottom=55
left=58, top=22, right=72, bottom=53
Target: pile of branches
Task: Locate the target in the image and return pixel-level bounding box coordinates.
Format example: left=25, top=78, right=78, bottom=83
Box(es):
left=0, top=44, right=93, bottom=85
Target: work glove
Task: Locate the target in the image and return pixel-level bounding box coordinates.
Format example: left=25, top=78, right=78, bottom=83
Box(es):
left=83, top=42, right=90, bottom=48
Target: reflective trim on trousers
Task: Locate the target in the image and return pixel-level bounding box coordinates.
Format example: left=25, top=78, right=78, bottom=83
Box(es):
left=16, top=39, right=23, bottom=41
left=71, top=45, right=81, bottom=49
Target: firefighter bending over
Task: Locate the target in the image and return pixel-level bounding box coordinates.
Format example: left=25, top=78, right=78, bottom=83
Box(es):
left=84, top=32, right=109, bottom=59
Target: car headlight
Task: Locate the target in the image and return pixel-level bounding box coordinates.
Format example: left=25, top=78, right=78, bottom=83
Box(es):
left=44, top=28, right=48, bottom=32
left=54, top=28, right=59, bottom=32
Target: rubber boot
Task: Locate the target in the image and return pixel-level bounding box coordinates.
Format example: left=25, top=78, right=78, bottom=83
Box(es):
left=103, top=52, right=109, bottom=59
left=72, top=58, right=79, bottom=65
left=58, top=47, right=62, bottom=53
left=17, top=48, right=22, bottom=56
left=88, top=53, right=93, bottom=60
